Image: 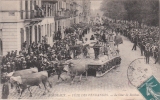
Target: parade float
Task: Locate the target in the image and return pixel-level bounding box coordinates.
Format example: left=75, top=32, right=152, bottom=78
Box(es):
left=68, top=38, right=122, bottom=77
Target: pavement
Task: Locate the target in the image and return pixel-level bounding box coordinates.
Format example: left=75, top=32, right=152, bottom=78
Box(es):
left=0, top=30, right=160, bottom=100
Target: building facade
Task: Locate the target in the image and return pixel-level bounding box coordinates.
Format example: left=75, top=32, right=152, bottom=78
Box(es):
left=0, top=0, right=56, bottom=55
left=0, top=0, right=91, bottom=55
left=82, top=0, right=91, bottom=23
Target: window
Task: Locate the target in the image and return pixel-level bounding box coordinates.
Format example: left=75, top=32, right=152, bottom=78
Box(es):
left=48, top=5, right=50, bottom=16
left=0, top=38, right=3, bottom=56
left=41, top=25, right=43, bottom=40
left=59, top=1, right=61, bottom=9
left=25, top=0, right=28, bottom=19
left=35, top=26, right=37, bottom=43
left=47, top=24, right=49, bottom=36
left=45, top=24, right=47, bottom=36
left=38, top=25, right=41, bottom=42
left=30, top=0, right=33, bottom=18
left=20, top=28, right=24, bottom=49
left=30, top=26, right=32, bottom=44
left=20, top=0, right=23, bottom=19
left=0, top=29, right=2, bottom=55
left=34, top=0, right=36, bottom=8
left=50, top=24, right=52, bottom=37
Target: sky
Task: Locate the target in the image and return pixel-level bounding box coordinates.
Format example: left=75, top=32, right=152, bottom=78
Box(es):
left=90, top=0, right=103, bottom=10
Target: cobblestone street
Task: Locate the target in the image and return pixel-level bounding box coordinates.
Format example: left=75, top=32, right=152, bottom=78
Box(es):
left=1, top=31, right=160, bottom=100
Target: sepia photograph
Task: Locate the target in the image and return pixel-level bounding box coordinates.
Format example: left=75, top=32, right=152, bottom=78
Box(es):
left=0, top=0, right=159, bottom=99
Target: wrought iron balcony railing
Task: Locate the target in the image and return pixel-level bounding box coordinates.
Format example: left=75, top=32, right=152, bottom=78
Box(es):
left=30, top=10, right=45, bottom=19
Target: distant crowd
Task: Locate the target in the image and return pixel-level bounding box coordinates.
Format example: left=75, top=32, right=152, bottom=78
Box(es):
left=104, top=19, right=160, bottom=64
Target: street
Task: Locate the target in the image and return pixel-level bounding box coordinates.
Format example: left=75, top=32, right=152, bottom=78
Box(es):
left=1, top=31, right=160, bottom=100
left=0, top=0, right=159, bottom=99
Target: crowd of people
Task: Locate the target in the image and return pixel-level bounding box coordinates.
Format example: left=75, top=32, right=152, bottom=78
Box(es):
left=1, top=17, right=160, bottom=86
left=4, top=17, right=158, bottom=99
left=90, top=17, right=160, bottom=64
left=0, top=24, right=91, bottom=84
left=105, top=19, right=160, bottom=64
left=0, top=20, right=122, bottom=99
left=0, top=19, right=123, bottom=81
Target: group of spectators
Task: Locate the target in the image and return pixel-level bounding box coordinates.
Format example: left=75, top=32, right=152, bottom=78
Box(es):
left=108, top=20, right=160, bottom=64
left=93, top=18, right=160, bottom=64
left=0, top=25, right=90, bottom=84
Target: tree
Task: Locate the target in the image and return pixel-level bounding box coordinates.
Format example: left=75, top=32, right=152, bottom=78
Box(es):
left=100, top=0, right=159, bottom=26
left=100, top=0, right=127, bottom=21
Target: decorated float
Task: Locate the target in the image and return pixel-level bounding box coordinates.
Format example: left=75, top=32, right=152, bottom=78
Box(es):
left=67, top=39, right=122, bottom=77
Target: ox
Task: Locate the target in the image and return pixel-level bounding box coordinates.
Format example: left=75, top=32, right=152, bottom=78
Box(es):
left=64, top=62, right=88, bottom=84
left=10, top=71, right=52, bottom=98
left=12, top=68, right=38, bottom=77
left=8, top=68, right=38, bottom=90
left=53, top=62, right=68, bottom=82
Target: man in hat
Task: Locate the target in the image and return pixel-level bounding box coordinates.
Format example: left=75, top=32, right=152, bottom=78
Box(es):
left=1, top=56, right=6, bottom=65
left=140, top=39, right=145, bottom=56
left=16, top=58, right=20, bottom=70
left=10, top=61, right=15, bottom=72
left=26, top=56, right=31, bottom=69
left=41, top=57, right=50, bottom=71
left=107, top=32, right=114, bottom=49
left=30, top=52, right=34, bottom=60
left=22, top=60, right=27, bottom=69
left=11, top=51, right=15, bottom=58
left=155, top=47, right=160, bottom=64
left=57, top=29, right=62, bottom=40
left=2, top=76, right=9, bottom=99
left=6, top=52, right=10, bottom=58
left=102, top=33, right=106, bottom=42
left=90, top=35, right=95, bottom=40
left=32, top=56, right=38, bottom=68
left=132, top=35, right=138, bottom=51
left=93, top=41, right=101, bottom=59
left=57, top=52, right=62, bottom=61
left=145, top=43, right=151, bottom=64
left=2, top=65, right=7, bottom=74
left=6, top=62, right=11, bottom=73
left=65, top=49, right=72, bottom=60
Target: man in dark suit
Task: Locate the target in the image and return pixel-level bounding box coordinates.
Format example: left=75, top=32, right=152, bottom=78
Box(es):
left=102, top=33, right=106, bottom=42
left=2, top=77, right=9, bottom=99
left=140, top=40, right=145, bottom=56
left=132, top=35, right=138, bottom=50
left=155, top=48, right=160, bottom=64
left=57, top=30, right=62, bottom=40
left=93, top=42, right=101, bottom=59
left=145, top=43, right=151, bottom=64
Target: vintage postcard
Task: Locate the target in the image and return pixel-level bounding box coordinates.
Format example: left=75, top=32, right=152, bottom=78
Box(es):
left=0, top=0, right=159, bottom=100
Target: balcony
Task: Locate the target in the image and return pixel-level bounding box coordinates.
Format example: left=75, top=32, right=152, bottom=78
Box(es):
left=55, top=10, right=71, bottom=20
left=42, top=0, right=58, bottom=4
left=69, top=9, right=78, bottom=17
left=25, top=5, right=44, bottom=22
left=30, top=10, right=44, bottom=19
